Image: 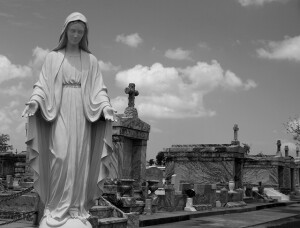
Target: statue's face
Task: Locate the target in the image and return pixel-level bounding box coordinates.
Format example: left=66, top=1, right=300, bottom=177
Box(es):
left=67, top=22, right=85, bottom=46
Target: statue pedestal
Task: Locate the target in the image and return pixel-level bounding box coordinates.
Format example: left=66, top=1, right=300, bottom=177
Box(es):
left=39, top=217, right=92, bottom=228
left=184, top=198, right=196, bottom=212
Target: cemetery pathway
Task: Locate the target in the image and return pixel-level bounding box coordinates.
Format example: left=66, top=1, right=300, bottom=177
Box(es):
left=146, top=203, right=300, bottom=228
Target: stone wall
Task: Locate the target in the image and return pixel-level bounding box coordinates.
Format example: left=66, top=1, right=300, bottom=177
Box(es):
left=243, top=166, right=278, bottom=187
left=174, top=160, right=235, bottom=185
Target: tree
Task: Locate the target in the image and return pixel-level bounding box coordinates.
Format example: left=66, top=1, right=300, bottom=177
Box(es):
left=156, top=151, right=165, bottom=166
left=284, top=117, right=300, bottom=144
left=148, top=159, right=155, bottom=166
left=0, top=134, right=13, bottom=153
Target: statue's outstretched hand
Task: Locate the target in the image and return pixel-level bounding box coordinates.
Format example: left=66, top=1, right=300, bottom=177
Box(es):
left=103, top=106, right=117, bottom=122
left=22, top=100, right=38, bottom=117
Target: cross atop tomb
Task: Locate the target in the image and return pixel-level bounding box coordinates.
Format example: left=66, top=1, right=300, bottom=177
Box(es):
left=125, top=83, right=139, bottom=108
left=233, top=124, right=239, bottom=141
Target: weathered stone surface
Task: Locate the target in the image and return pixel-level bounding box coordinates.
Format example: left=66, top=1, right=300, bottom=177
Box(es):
left=193, top=184, right=216, bottom=207
left=89, top=206, right=114, bottom=219
left=174, top=161, right=235, bottom=185
left=157, top=193, right=186, bottom=212
left=0, top=192, right=39, bottom=212
left=283, top=167, right=291, bottom=189
left=243, top=167, right=278, bottom=187
left=126, top=212, right=139, bottom=228
left=131, top=200, right=144, bottom=214
left=225, top=201, right=247, bottom=208
left=220, top=188, right=228, bottom=206
left=193, top=204, right=212, bottom=211
left=119, top=197, right=136, bottom=207
left=98, top=217, right=127, bottom=228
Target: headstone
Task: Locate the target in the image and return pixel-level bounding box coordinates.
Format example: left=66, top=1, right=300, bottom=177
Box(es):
left=144, top=199, right=152, bottom=215
left=220, top=187, right=228, bottom=206
left=193, top=184, right=216, bottom=207
left=171, top=174, right=180, bottom=193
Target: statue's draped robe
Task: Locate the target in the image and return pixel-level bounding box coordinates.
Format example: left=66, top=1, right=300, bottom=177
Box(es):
left=26, top=49, right=117, bottom=222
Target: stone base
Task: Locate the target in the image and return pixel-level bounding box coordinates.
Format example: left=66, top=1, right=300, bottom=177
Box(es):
left=131, top=200, right=145, bottom=214
left=184, top=206, right=196, bottom=212
left=89, top=206, right=114, bottom=219
left=225, top=201, right=247, bottom=208
left=39, top=217, right=92, bottom=228
left=126, top=212, right=139, bottom=228
left=193, top=204, right=212, bottom=211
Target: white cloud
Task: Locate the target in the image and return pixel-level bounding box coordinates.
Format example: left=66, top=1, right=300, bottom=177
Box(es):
left=99, top=60, right=121, bottom=72
left=29, top=46, right=49, bottom=76
left=238, top=0, right=288, bottom=7
left=0, top=55, right=32, bottom=84
left=257, top=36, right=300, bottom=61
left=115, top=33, right=143, bottom=47
left=112, top=61, right=256, bottom=119
left=165, top=48, right=192, bottom=61
left=198, top=42, right=210, bottom=49
left=0, top=101, right=20, bottom=133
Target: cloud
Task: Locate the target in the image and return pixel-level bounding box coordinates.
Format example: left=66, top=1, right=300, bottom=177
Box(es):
left=165, top=48, right=193, bottom=61
left=0, top=12, right=14, bottom=18
left=115, top=33, right=143, bottom=47
left=0, top=55, right=32, bottom=84
left=198, top=42, right=210, bottom=49
left=0, top=101, right=20, bottom=133
left=0, top=46, right=49, bottom=84
left=112, top=61, right=256, bottom=119
left=237, top=0, right=288, bottom=7
left=256, top=36, right=300, bottom=61
left=99, top=60, right=121, bottom=72
left=29, top=46, right=49, bottom=76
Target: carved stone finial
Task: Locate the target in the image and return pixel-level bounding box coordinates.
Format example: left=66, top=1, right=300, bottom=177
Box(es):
left=284, top=145, right=289, bottom=157
left=125, top=83, right=139, bottom=108
left=275, top=140, right=282, bottom=157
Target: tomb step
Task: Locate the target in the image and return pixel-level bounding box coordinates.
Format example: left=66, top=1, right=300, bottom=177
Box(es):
left=98, top=217, right=127, bottom=228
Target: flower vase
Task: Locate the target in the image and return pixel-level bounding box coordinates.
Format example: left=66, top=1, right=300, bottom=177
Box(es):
left=228, top=180, right=235, bottom=193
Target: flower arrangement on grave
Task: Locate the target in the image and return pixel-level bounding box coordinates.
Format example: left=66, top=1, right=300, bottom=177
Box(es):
left=185, top=188, right=196, bottom=198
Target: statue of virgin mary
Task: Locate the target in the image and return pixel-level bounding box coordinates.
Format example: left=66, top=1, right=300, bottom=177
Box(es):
left=23, top=12, right=117, bottom=228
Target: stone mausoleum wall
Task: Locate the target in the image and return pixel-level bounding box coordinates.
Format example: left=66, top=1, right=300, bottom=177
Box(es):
left=163, top=144, right=246, bottom=188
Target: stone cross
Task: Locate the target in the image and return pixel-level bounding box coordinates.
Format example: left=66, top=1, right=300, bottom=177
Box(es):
left=233, top=124, right=239, bottom=141
left=125, top=83, right=139, bottom=108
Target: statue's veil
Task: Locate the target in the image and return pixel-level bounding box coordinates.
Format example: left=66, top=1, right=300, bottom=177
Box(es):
left=53, top=12, right=91, bottom=53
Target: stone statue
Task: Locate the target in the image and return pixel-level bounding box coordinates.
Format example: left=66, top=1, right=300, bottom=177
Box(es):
left=22, top=12, right=117, bottom=228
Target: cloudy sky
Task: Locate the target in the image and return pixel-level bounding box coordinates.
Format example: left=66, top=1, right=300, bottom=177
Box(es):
left=0, top=0, right=299, bottom=159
